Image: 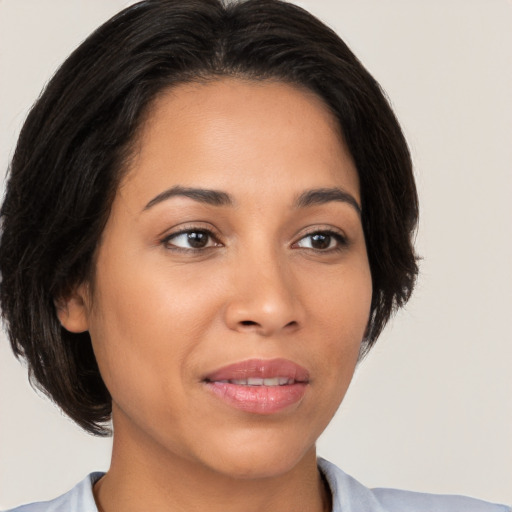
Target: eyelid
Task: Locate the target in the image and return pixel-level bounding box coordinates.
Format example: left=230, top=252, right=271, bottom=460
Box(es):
left=159, top=223, right=223, bottom=251
left=294, top=225, right=348, bottom=241
left=292, top=226, right=349, bottom=250
left=156, top=220, right=219, bottom=239
left=157, top=223, right=349, bottom=252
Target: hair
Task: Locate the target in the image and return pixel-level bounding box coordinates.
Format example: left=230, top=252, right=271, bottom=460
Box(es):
left=0, top=0, right=418, bottom=435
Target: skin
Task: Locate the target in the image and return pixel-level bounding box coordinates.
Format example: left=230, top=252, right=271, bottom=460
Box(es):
left=59, top=79, right=373, bottom=512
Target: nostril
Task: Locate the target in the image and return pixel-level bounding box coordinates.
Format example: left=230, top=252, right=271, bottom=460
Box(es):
left=240, top=320, right=258, bottom=326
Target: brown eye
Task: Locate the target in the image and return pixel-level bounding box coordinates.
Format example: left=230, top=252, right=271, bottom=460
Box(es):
left=163, top=229, right=217, bottom=250
left=186, top=231, right=209, bottom=248
left=309, top=233, right=331, bottom=250
left=295, top=231, right=347, bottom=251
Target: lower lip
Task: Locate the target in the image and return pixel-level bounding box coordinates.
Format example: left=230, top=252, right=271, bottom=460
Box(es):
left=205, top=382, right=307, bottom=414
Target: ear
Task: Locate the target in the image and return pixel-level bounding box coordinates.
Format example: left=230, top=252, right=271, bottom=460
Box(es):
left=54, top=284, right=90, bottom=333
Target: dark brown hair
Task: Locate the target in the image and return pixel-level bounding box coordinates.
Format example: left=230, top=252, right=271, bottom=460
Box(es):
left=0, top=0, right=418, bottom=435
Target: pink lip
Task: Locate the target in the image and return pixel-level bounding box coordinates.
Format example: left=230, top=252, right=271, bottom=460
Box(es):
left=203, top=359, right=309, bottom=414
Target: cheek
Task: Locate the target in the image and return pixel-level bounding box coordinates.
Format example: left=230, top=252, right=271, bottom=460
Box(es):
left=86, top=249, right=232, bottom=385
left=312, top=255, right=372, bottom=336
left=308, top=256, right=372, bottom=381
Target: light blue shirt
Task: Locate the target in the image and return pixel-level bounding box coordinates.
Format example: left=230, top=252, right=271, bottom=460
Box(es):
left=4, top=458, right=510, bottom=512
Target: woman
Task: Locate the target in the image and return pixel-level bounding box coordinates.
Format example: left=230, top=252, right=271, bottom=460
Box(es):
left=0, top=1, right=510, bottom=511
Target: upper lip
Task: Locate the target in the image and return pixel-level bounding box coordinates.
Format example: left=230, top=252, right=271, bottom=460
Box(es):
left=204, top=358, right=310, bottom=383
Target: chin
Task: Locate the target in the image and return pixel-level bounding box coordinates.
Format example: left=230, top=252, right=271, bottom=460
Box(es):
left=198, top=428, right=318, bottom=480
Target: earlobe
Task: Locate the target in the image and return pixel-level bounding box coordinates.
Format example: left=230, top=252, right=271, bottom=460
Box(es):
left=54, top=287, right=89, bottom=333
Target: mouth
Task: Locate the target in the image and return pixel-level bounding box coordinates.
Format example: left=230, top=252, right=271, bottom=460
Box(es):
left=213, top=377, right=297, bottom=386
left=203, top=358, right=309, bottom=414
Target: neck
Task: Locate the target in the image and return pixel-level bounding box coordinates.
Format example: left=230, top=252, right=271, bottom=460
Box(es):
left=94, top=416, right=330, bottom=512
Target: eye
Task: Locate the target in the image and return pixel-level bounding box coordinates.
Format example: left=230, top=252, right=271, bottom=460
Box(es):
left=294, top=230, right=347, bottom=251
left=162, top=229, right=220, bottom=251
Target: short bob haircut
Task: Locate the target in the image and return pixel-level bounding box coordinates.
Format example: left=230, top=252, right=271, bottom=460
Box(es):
left=0, top=0, right=418, bottom=435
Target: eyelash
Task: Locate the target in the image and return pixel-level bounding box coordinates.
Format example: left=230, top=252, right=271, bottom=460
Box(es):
left=292, top=229, right=348, bottom=252
left=161, top=227, right=221, bottom=253
left=160, top=227, right=348, bottom=253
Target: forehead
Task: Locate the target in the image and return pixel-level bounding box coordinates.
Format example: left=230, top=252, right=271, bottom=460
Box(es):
left=120, top=78, right=359, bottom=206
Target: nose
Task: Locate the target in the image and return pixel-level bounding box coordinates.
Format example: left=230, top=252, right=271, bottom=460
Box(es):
left=223, top=250, right=303, bottom=337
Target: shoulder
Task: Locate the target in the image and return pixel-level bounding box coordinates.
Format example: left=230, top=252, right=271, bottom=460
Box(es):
left=372, top=487, right=511, bottom=512
left=318, top=458, right=511, bottom=512
left=3, top=473, right=103, bottom=512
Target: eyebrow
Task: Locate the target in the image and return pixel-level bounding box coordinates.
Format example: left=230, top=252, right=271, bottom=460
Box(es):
left=143, top=185, right=361, bottom=215
left=144, top=186, right=233, bottom=210
left=294, top=187, right=361, bottom=216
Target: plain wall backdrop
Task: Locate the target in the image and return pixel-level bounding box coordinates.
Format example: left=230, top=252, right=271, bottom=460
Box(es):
left=1, top=0, right=511, bottom=509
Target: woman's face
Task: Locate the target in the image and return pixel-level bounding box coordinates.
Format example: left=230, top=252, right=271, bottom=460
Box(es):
left=65, top=79, right=372, bottom=478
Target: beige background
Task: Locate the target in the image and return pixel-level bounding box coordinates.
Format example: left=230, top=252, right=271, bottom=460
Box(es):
left=1, top=0, right=511, bottom=509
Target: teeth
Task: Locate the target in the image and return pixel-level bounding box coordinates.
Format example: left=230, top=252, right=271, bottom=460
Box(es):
left=226, top=377, right=295, bottom=386
left=231, top=379, right=249, bottom=385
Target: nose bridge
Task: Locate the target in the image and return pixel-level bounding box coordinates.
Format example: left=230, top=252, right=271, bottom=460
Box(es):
left=224, top=239, right=301, bottom=335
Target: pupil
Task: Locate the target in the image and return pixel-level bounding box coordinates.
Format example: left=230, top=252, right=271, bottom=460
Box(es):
left=188, top=232, right=208, bottom=248
left=311, top=233, right=330, bottom=249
